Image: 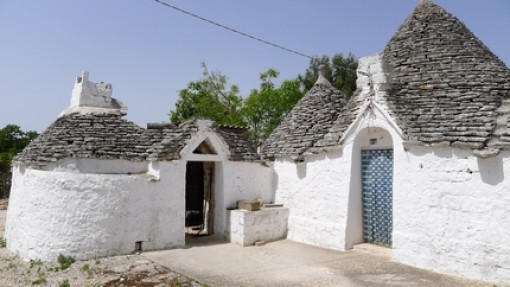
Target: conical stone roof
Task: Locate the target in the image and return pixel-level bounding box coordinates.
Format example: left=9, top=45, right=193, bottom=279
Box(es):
left=383, top=0, right=510, bottom=151
left=261, top=74, right=347, bottom=159
left=15, top=112, right=151, bottom=165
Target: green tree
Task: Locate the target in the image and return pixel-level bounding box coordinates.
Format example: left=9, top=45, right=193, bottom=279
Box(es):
left=170, top=59, right=356, bottom=148
left=299, top=53, right=358, bottom=97
left=169, top=63, right=245, bottom=126
left=0, top=125, right=38, bottom=173
left=243, top=69, right=303, bottom=147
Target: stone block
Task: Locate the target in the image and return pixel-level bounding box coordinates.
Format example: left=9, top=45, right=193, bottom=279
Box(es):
left=237, top=200, right=260, bottom=211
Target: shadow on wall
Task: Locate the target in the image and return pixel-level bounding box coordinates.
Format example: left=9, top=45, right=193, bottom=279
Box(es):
left=271, top=167, right=278, bottom=204
left=297, top=162, right=307, bottom=179
left=477, top=156, right=504, bottom=186
left=433, top=148, right=453, bottom=159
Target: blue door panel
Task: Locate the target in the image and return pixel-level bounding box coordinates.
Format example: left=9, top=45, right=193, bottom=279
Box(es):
left=361, top=149, right=393, bottom=246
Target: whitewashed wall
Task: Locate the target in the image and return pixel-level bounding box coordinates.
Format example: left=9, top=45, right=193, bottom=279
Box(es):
left=273, top=151, right=350, bottom=250
left=393, top=147, right=510, bottom=284
left=5, top=159, right=186, bottom=261
left=219, top=161, right=274, bottom=238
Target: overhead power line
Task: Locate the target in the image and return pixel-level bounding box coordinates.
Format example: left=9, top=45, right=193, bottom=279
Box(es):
left=153, top=0, right=313, bottom=60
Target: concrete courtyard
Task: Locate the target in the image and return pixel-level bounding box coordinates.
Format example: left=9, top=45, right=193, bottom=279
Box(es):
left=0, top=210, right=497, bottom=286
left=144, top=237, right=493, bottom=287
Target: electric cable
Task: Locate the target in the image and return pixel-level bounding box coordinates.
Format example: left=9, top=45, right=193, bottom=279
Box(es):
left=154, top=0, right=313, bottom=59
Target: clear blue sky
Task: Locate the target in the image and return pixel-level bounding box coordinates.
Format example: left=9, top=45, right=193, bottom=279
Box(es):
left=1, top=0, right=509, bottom=132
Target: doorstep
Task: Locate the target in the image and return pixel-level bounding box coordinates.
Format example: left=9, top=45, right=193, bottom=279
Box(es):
left=352, top=243, right=393, bottom=258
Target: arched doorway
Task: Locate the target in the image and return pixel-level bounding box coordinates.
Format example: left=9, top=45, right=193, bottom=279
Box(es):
left=345, top=127, right=394, bottom=248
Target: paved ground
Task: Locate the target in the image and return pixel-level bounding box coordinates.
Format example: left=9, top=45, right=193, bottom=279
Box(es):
left=145, top=237, right=492, bottom=287
left=0, top=210, right=496, bottom=287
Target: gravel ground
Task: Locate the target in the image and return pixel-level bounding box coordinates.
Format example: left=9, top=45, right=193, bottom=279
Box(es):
left=0, top=207, right=208, bottom=287
left=0, top=249, right=206, bottom=287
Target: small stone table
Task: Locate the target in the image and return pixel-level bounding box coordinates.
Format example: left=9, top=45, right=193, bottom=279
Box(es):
left=227, top=207, right=289, bottom=246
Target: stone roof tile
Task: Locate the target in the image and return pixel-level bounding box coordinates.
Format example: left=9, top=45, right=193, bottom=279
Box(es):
left=16, top=115, right=257, bottom=166
left=383, top=0, right=510, bottom=149
left=15, top=113, right=150, bottom=165
left=263, top=0, right=510, bottom=159
left=261, top=76, right=347, bottom=159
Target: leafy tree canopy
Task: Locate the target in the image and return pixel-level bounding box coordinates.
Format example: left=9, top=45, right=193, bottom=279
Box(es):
left=243, top=69, right=303, bottom=147
left=169, top=62, right=245, bottom=126
left=169, top=53, right=357, bottom=147
left=0, top=125, right=38, bottom=173
left=299, top=53, right=358, bottom=97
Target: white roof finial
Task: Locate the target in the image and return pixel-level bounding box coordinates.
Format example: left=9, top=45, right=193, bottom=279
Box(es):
left=318, top=64, right=326, bottom=78
left=315, top=64, right=330, bottom=85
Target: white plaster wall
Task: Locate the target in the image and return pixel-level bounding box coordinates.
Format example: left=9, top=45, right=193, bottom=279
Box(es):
left=223, top=161, right=273, bottom=204
left=393, top=148, right=510, bottom=284
left=5, top=160, right=185, bottom=261
left=220, top=161, right=274, bottom=238
left=273, top=150, right=352, bottom=251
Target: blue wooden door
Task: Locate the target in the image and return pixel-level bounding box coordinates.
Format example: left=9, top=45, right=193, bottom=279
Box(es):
left=361, top=149, right=393, bottom=246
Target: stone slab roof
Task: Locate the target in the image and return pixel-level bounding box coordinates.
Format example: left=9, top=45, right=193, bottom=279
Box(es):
left=146, top=120, right=258, bottom=161
left=261, top=75, right=347, bottom=159
left=383, top=0, right=510, bottom=150
left=15, top=114, right=257, bottom=166
left=216, top=125, right=260, bottom=161
left=15, top=113, right=150, bottom=165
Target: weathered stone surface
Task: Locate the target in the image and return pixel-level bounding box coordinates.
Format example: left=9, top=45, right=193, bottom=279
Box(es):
left=146, top=120, right=258, bottom=161
left=15, top=114, right=257, bottom=166
left=261, top=75, right=348, bottom=159
left=382, top=0, right=510, bottom=149
left=15, top=113, right=150, bottom=165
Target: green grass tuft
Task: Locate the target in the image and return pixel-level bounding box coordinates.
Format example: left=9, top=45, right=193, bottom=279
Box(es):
left=32, top=277, right=47, bottom=285
left=57, top=254, right=76, bottom=271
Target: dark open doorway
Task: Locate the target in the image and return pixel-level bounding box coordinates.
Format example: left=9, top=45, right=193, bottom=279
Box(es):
left=185, top=161, right=214, bottom=239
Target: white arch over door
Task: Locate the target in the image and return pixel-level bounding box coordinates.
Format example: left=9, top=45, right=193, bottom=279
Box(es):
left=345, top=126, right=394, bottom=249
